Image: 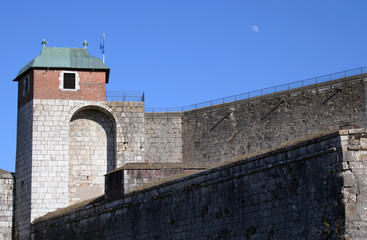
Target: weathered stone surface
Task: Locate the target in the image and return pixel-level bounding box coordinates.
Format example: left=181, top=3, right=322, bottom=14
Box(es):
left=182, top=77, right=366, bottom=164
left=31, top=131, right=367, bottom=240
left=341, top=130, right=367, bottom=239
left=14, top=100, right=146, bottom=239
left=69, top=109, right=115, bottom=204
left=13, top=74, right=367, bottom=239
left=145, top=112, right=183, bottom=163
left=0, top=169, right=14, bottom=240
left=14, top=100, right=33, bottom=239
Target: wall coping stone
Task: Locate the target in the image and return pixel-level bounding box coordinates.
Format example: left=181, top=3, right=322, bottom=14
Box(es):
left=0, top=169, right=14, bottom=179
left=107, top=163, right=209, bottom=173
left=182, top=74, right=366, bottom=116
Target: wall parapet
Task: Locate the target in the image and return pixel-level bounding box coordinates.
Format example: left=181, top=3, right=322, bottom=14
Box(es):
left=106, top=91, right=144, bottom=102
left=146, top=67, right=367, bottom=113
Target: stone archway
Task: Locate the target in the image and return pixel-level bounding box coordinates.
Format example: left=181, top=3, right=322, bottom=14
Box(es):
left=68, top=108, right=115, bottom=204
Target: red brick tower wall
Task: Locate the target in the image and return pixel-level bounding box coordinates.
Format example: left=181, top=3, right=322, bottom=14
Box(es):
left=17, top=69, right=106, bottom=108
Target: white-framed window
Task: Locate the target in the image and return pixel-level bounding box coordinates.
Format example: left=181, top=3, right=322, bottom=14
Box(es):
left=59, top=71, right=80, bottom=91
left=22, top=76, right=30, bottom=96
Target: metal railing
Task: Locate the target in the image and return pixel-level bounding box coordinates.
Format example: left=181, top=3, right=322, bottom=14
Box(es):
left=106, top=91, right=144, bottom=102
left=146, top=66, right=367, bottom=112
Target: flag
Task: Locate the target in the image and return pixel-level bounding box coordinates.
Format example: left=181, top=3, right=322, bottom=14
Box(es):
left=100, top=33, right=105, bottom=54
left=99, top=41, right=104, bottom=54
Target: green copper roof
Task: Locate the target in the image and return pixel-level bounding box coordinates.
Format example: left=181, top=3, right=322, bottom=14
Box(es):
left=15, top=47, right=109, bottom=82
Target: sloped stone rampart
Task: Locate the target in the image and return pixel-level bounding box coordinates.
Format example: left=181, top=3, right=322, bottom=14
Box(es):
left=31, top=130, right=367, bottom=239
left=182, top=76, right=367, bottom=164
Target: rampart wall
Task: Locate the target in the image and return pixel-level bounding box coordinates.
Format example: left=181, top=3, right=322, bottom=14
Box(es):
left=11, top=73, right=367, bottom=239
left=145, top=112, right=183, bottom=163
left=0, top=169, right=14, bottom=240
left=182, top=76, right=367, bottom=164
left=30, top=129, right=367, bottom=239
left=107, top=101, right=145, bottom=165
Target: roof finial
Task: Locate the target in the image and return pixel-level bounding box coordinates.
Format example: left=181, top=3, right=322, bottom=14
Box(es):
left=83, top=40, right=89, bottom=49
left=41, top=39, right=47, bottom=50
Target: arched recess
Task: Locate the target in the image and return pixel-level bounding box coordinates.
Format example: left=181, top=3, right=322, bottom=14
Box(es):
left=68, top=106, right=116, bottom=204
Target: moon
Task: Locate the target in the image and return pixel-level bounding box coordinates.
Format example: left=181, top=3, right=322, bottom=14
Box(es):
left=251, top=25, right=259, bottom=33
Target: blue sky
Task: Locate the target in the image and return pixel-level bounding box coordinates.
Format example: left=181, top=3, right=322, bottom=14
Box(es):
left=1, top=1, right=367, bottom=172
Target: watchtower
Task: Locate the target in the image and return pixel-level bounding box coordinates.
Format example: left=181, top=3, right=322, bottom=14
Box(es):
left=13, top=44, right=115, bottom=239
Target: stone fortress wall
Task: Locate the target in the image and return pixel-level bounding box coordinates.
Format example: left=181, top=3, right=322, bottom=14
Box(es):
left=0, top=170, right=14, bottom=240
left=3, top=70, right=367, bottom=239
left=181, top=75, right=367, bottom=164
left=31, top=129, right=367, bottom=239
left=14, top=101, right=33, bottom=240
left=144, top=74, right=367, bottom=167
left=29, top=73, right=367, bottom=239
left=13, top=99, right=146, bottom=238
left=145, top=112, right=183, bottom=163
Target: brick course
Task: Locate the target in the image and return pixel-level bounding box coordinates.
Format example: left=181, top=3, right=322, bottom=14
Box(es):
left=33, top=70, right=106, bottom=101
left=17, top=69, right=106, bottom=109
